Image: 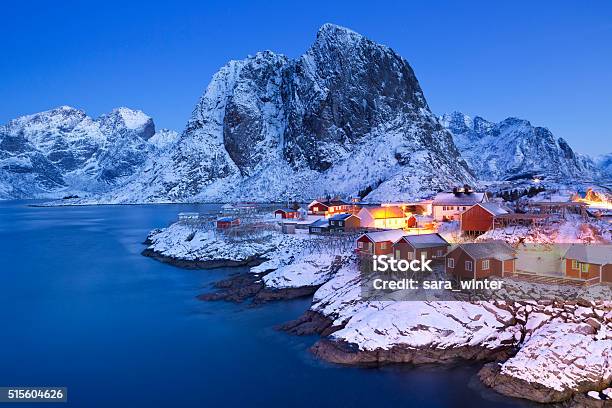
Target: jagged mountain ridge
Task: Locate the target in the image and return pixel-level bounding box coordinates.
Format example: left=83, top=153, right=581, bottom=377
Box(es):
left=440, top=111, right=601, bottom=182
left=106, top=24, right=474, bottom=203
left=0, top=106, right=178, bottom=199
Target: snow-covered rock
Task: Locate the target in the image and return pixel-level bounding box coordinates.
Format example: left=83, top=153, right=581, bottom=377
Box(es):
left=440, top=111, right=601, bottom=183
left=0, top=106, right=172, bottom=199
left=483, top=321, right=612, bottom=403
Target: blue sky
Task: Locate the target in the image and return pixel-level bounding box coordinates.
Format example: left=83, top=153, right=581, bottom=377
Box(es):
left=1, top=1, right=610, bottom=155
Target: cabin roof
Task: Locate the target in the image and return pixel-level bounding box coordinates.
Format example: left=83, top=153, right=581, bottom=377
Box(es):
left=454, top=241, right=515, bottom=261
left=361, top=206, right=405, bottom=219
left=329, top=213, right=358, bottom=221
left=563, top=244, right=612, bottom=265
left=474, top=202, right=511, bottom=216
left=309, top=219, right=329, bottom=227
left=395, top=233, right=449, bottom=248
left=217, top=217, right=238, bottom=222
left=309, top=199, right=349, bottom=207
left=433, top=192, right=486, bottom=206
left=360, top=229, right=406, bottom=243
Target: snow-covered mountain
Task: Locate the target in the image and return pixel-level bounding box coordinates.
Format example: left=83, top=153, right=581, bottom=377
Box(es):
left=440, top=111, right=600, bottom=182
left=0, top=106, right=176, bottom=199
left=595, top=153, right=612, bottom=178
left=105, top=24, right=474, bottom=203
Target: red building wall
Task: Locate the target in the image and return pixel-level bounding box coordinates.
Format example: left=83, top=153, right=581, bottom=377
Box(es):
left=461, top=205, right=494, bottom=233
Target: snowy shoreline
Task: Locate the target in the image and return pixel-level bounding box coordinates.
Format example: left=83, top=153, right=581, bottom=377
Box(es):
left=143, top=221, right=612, bottom=405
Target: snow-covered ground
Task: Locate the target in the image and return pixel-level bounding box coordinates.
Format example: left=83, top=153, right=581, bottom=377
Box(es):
left=145, top=222, right=296, bottom=262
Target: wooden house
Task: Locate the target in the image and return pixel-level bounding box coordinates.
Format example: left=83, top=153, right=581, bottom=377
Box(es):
left=328, top=213, right=361, bottom=232
left=392, top=233, right=449, bottom=261
left=357, top=206, right=407, bottom=230
left=562, top=244, right=612, bottom=284
left=446, top=241, right=516, bottom=279
left=274, top=208, right=300, bottom=219
left=355, top=230, right=406, bottom=256
left=216, top=217, right=240, bottom=229
left=308, top=198, right=352, bottom=216
left=432, top=190, right=488, bottom=221
left=460, top=203, right=510, bottom=235
left=308, top=219, right=330, bottom=234
left=407, top=214, right=435, bottom=229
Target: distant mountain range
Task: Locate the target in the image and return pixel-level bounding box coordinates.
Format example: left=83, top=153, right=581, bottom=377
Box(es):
left=0, top=24, right=609, bottom=202
left=0, top=106, right=177, bottom=199
left=439, top=112, right=603, bottom=183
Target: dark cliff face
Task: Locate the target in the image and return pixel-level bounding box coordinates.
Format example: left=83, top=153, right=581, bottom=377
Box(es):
left=281, top=24, right=431, bottom=171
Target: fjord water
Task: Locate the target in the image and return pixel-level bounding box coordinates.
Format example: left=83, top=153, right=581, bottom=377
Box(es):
left=0, top=201, right=534, bottom=407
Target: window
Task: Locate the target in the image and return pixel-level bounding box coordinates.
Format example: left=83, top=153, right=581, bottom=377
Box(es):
left=436, top=250, right=443, bottom=257
left=482, top=260, right=490, bottom=270
left=465, top=261, right=473, bottom=271
left=407, top=251, right=414, bottom=260
left=447, top=258, right=455, bottom=268
left=380, top=243, right=387, bottom=250
left=580, top=263, right=589, bottom=273
left=395, top=250, right=401, bottom=259
left=358, top=242, right=363, bottom=249
left=571, top=260, right=578, bottom=269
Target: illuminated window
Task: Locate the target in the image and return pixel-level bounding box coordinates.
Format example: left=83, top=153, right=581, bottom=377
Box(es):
left=571, top=260, right=578, bottom=269
left=465, top=261, right=473, bottom=271
left=581, top=263, right=588, bottom=273
left=447, top=258, right=454, bottom=268
left=482, top=260, right=490, bottom=270
left=380, top=243, right=387, bottom=250
left=395, top=250, right=400, bottom=259
left=407, top=251, right=414, bottom=260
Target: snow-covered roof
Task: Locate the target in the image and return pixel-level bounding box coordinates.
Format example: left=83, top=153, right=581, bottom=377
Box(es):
left=563, top=244, right=612, bottom=265
left=475, top=202, right=510, bottom=216
left=395, top=233, right=449, bottom=248
left=309, top=219, right=329, bottom=227
left=454, top=241, right=516, bottom=261
left=360, top=229, right=406, bottom=243
left=432, top=192, right=486, bottom=206
left=329, top=213, right=358, bottom=221
left=217, top=216, right=238, bottom=222
left=361, top=206, right=405, bottom=219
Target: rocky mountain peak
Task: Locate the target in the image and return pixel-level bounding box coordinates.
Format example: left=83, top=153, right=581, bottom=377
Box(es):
left=101, top=24, right=473, bottom=203
left=441, top=111, right=600, bottom=182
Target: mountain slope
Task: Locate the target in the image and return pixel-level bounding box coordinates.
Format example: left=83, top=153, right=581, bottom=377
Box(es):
left=0, top=106, right=169, bottom=198
left=106, top=24, right=474, bottom=203
left=440, top=111, right=600, bottom=182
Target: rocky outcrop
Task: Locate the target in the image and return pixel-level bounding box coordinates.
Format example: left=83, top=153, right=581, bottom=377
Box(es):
left=479, top=321, right=612, bottom=404
left=311, top=338, right=514, bottom=366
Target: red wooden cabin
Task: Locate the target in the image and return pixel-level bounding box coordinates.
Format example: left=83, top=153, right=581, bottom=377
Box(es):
left=460, top=203, right=509, bottom=235
left=355, top=230, right=406, bottom=256
left=274, top=208, right=300, bottom=219
left=446, top=241, right=516, bottom=279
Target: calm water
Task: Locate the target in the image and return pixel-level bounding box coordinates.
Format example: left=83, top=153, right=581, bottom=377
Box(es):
left=0, top=201, right=537, bottom=407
